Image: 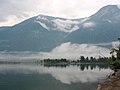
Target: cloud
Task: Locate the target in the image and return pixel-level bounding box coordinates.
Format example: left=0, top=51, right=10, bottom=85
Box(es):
left=82, top=21, right=96, bottom=28
left=0, top=42, right=110, bottom=60
left=112, top=41, right=119, bottom=48
left=40, top=42, right=110, bottom=59
left=0, top=0, right=38, bottom=26
left=0, top=0, right=120, bottom=26
left=92, top=42, right=112, bottom=46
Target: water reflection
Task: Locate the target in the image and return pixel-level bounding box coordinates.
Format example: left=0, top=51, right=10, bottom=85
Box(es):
left=0, top=64, right=112, bottom=85
left=44, top=64, right=110, bottom=71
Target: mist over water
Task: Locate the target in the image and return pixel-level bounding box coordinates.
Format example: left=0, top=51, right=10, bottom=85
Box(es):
left=0, top=42, right=112, bottom=60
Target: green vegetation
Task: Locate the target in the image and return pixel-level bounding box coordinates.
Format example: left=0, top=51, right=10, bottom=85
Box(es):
left=79, top=56, right=109, bottom=63
left=42, top=56, right=110, bottom=66
left=109, top=38, right=120, bottom=73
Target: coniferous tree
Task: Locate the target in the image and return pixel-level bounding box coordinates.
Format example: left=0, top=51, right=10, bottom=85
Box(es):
left=80, top=56, right=85, bottom=63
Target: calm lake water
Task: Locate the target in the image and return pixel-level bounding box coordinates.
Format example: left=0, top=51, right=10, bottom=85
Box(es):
left=0, top=63, right=112, bottom=90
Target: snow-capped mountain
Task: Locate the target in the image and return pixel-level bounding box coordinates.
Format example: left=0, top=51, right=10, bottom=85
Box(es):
left=0, top=5, right=120, bottom=53
left=35, top=15, right=80, bottom=32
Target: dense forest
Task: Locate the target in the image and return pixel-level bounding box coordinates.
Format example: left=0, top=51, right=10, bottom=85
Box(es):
left=42, top=56, right=110, bottom=64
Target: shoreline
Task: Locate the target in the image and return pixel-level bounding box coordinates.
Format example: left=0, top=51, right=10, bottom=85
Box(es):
left=97, top=69, right=120, bottom=90
left=0, top=61, right=109, bottom=65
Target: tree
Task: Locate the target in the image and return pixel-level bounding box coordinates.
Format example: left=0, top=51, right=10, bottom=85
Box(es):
left=86, top=57, right=89, bottom=62
left=110, top=38, right=120, bottom=60
left=80, top=56, right=85, bottom=63
left=110, top=38, right=120, bottom=74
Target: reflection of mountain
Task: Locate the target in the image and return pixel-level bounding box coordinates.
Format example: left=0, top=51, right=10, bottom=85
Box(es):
left=0, top=5, right=120, bottom=52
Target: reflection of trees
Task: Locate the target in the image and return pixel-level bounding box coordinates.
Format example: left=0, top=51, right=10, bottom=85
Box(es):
left=86, top=64, right=89, bottom=70
left=41, top=58, right=110, bottom=70
left=79, top=64, right=110, bottom=71
left=80, top=64, right=85, bottom=71
left=43, top=63, right=110, bottom=70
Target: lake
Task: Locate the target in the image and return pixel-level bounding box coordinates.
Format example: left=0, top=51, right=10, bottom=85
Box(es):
left=0, top=63, right=112, bottom=90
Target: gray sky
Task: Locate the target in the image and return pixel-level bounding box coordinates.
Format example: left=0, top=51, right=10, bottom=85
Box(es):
left=0, top=0, right=120, bottom=26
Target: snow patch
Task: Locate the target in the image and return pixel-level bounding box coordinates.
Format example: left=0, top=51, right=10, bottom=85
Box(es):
left=36, top=15, right=48, bottom=21
left=53, top=19, right=79, bottom=32
left=35, top=15, right=80, bottom=33
left=35, top=21, right=50, bottom=30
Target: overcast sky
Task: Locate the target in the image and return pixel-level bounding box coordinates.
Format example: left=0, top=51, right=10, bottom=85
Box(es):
left=0, top=0, right=120, bottom=26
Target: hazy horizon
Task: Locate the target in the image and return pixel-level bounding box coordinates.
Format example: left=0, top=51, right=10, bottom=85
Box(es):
left=0, top=0, right=120, bottom=26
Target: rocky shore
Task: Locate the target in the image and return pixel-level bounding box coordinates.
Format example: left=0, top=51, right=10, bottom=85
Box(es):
left=97, top=69, right=120, bottom=90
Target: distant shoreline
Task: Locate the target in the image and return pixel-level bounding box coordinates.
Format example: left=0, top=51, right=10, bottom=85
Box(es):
left=0, top=61, right=110, bottom=65
left=0, top=61, right=36, bottom=64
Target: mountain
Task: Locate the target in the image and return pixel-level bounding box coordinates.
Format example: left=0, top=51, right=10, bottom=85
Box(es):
left=90, top=5, right=120, bottom=22
left=64, top=5, right=120, bottom=45
left=0, top=16, right=67, bottom=52
left=0, top=26, right=10, bottom=31
left=0, top=5, right=120, bottom=52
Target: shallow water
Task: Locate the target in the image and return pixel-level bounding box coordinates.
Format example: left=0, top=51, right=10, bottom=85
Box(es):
left=0, top=63, right=112, bottom=90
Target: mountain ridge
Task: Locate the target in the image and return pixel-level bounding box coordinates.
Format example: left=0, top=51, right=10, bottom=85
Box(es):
left=0, top=5, right=120, bottom=52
